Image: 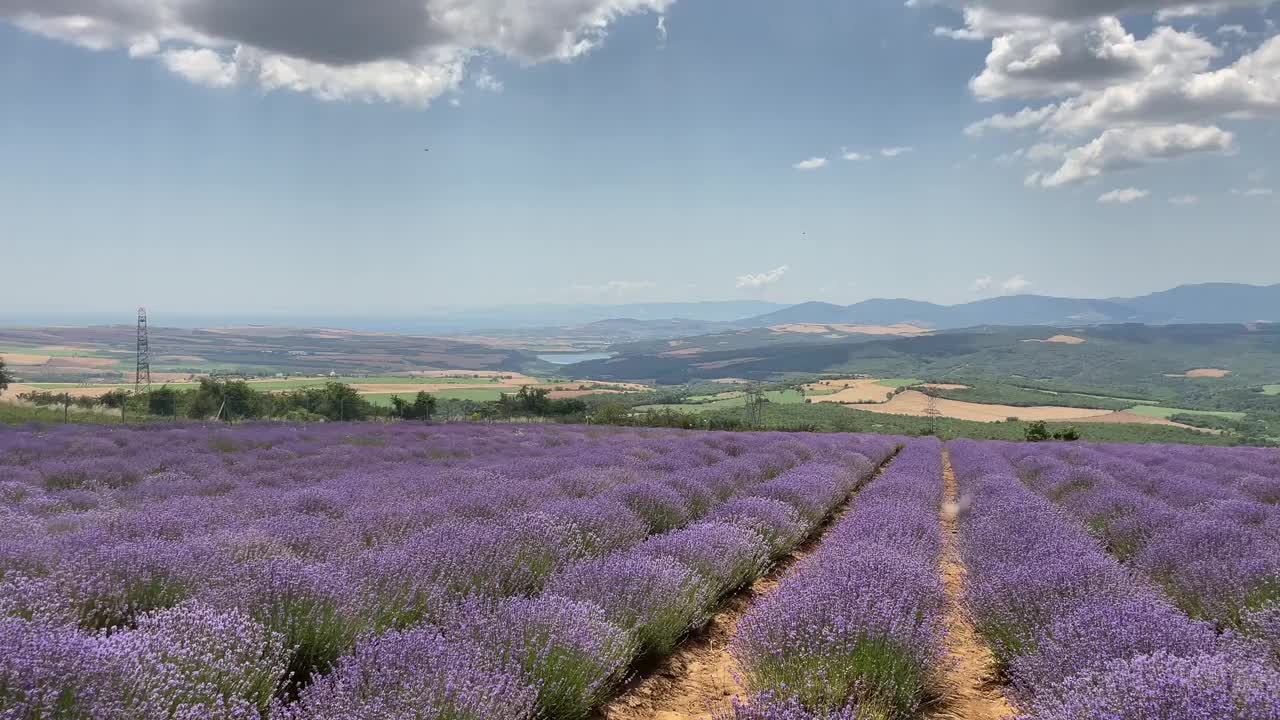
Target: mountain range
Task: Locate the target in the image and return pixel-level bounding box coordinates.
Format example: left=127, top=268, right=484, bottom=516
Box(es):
left=744, top=283, right=1280, bottom=329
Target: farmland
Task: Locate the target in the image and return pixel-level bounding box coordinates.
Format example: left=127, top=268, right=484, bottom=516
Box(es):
left=1, top=423, right=1277, bottom=719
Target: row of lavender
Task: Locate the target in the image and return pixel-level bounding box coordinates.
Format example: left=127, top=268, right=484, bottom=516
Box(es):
left=1, top=423, right=898, bottom=719
left=948, top=440, right=1280, bottom=719
left=723, top=439, right=945, bottom=720
left=998, top=441, right=1280, bottom=664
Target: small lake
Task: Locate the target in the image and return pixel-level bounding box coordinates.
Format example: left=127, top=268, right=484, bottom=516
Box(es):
left=537, top=352, right=613, bottom=365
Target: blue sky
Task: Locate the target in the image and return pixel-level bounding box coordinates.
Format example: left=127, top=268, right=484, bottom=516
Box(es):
left=2, top=0, right=1277, bottom=315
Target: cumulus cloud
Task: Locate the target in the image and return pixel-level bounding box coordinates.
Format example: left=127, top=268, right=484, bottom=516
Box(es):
left=736, top=266, right=789, bottom=290
left=1169, top=194, right=1200, bottom=204
left=940, top=1, right=1277, bottom=187
left=881, top=146, right=915, bottom=157
left=1232, top=187, right=1275, bottom=196
left=972, top=275, right=995, bottom=291
left=970, top=21, right=1219, bottom=101
left=1098, top=187, right=1150, bottom=203
left=1027, top=124, right=1233, bottom=187
left=1041, top=36, right=1280, bottom=133
left=1002, top=274, right=1033, bottom=293
left=842, top=148, right=870, bottom=161
left=793, top=157, right=828, bottom=170
left=2, top=0, right=675, bottom=106
left=919, top=0, right=1270, bottom=27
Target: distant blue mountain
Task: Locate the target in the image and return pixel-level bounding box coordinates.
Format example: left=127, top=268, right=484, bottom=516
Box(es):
left=745, top=283, right=1278, bottom=329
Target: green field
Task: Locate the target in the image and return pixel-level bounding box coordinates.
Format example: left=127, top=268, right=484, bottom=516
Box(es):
left=1129, top=405, right=1247, bottom=421
left=877, top=378, right=924, bottom=389
left=424, top=388, right=514, bottom=402
left=27, top=375, right=548, bottom=392
left=636, top=389, right=807, bottom=413
left=0, top=345, right=122, bottom=359
left=1265, top=385, right=1280, bottom=396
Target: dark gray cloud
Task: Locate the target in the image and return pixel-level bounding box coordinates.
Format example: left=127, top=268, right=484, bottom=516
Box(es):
left=1, top=0, right=674, bottom=104
left=178, top=0, right=435, bottom=66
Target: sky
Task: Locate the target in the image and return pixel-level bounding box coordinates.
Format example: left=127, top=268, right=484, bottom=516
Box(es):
left=2, top=0, right=1278, bottom=316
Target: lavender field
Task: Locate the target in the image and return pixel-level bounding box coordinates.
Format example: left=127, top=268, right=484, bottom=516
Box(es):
left=1, top=423, right=1278, bottom=720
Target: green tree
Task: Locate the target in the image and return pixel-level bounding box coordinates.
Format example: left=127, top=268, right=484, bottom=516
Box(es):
left=411, top=391, right=437, bottom=423
left=1052, top=426, right=1082, bottom=442
left=0, top=357, right=12, bottom=393
left=389, top=391, right=437, bottom=422
left=148, top=386, right=180, bottom=418
left=98, top=389, right=131, bottom=420
left=1024, top=421, right=1052, bottom=442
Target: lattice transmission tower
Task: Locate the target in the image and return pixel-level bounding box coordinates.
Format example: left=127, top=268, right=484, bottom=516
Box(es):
left=925, top=392, right=941, bottom=436
left=136, top=307, right=152, bottom=395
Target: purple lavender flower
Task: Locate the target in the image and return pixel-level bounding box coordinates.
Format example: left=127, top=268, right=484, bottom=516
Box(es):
left=1025, top=651, right=1280, bottom=720
left=544, top=551, right=711, bottom=656
left=278, top=627, right=538, bottom=720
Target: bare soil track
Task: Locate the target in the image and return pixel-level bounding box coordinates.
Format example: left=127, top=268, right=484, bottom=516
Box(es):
left=595, top=451, right=901, bottom=720
left=929, top=450, right=1015, bottom=720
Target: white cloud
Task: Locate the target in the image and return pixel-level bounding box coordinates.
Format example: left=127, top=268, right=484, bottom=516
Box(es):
left=972, top=275, right=995, bottom=291
left=656, top=14, right=667, bottom=45
left=1098, top=187, right=1150, bottom=203
left=1042, top=36, right=1280, bottom=133
left=966, top=105, right=1057, bottom=136
left=881, top=146, right=915, bottom=157
left=161, top=48, right=238, bottom=88
left=944, top=3, right=1279, bottom=187
left=473, top=69, right=504, bottom=93
left=1028, top=124, right=1233, bottom=187
left=2, top=0, right=676, bottom=107
left=1232, top=187, right=1275, bottom=196
left=572, top=280, right=659, bottom=297
left=1002, top=274, right=1033, bottom=293
left=736, top=266, right=789, bottom=290
left=970, top=20, right=1219, bottom=101
left=922, top=1, right=1271, bottom=27
left=793, top=157, right=828, bottom=170
left=1169, top=194, right=1200, bottom=204
left=841, top=148, right=870, bottom=161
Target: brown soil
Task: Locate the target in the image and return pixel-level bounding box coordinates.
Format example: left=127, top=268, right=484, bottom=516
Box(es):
left=0, top=354, right=55, bottom=365
left=596, top=455, right=896, bottom=720
left=1022, top=335, right=1086, bottom=345
left=921, top=383, right=971, bottom=391
left=931, top=450, right=1015, bottom=720
left=546, top=389, right=629, bottom=399
left=769, top=323, right=932, bottom=337
left=661, top=348, right=707, bottom=357
left=1165, top=368, right=1230, bottom=378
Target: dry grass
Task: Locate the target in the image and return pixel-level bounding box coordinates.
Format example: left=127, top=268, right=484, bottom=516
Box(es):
left=804, top=378, right=896, bottom=404
left=848, top=390, right=1110, bottom=423
left=1021, top=335, right=1086, bottom=345
left=1165, top=368, right=1231, bottom=378
left=769, top=323, right=932, bottom=336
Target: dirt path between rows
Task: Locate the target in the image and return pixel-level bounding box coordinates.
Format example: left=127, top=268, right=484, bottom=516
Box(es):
left=930, top=450, right=1015, bottom=720
left=595, top=452, right=900, bottom=720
